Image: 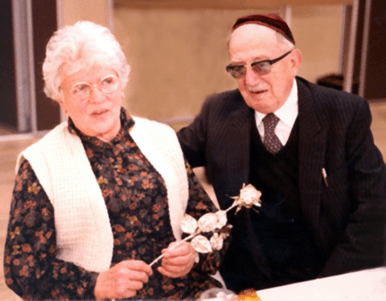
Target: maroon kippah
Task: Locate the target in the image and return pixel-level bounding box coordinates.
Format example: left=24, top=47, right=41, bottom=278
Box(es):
left=232, top=14, right=295, bottom=45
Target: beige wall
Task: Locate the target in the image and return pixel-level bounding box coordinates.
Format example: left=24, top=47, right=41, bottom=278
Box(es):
left=293, top=6, right=343, bottom=84
left=59, top=2, right=344, bottom=129
left=113, top=9, right=267, bottom=126
left=61, top=0, right=109, bottom=27
left=113, top=6, right=343, bottom=128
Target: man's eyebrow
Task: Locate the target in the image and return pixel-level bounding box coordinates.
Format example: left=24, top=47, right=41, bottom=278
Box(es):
left=252, top=55, right=271, bottom=62
left=229, top=56, right=270, bottom=66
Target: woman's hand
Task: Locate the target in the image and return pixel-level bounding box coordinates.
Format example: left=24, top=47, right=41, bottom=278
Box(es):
left=157, top=241, right=196, bottom=278
left=94, top=259, right=153, bottom=300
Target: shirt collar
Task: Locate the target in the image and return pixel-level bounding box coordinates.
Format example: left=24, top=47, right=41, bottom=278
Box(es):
left=254, top=78, right=298, bottom=127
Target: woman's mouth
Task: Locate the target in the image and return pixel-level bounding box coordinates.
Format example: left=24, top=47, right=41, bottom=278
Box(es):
left=91, top=109, right=109, bottom=116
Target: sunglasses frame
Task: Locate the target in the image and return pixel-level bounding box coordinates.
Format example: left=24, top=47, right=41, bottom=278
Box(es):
left=226, top=50, right=293, bottom=79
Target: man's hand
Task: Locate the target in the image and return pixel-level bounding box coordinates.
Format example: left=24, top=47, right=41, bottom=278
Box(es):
left=94, top=259, right=153, bottom=300
left=157, top=241, right=196, bottom=278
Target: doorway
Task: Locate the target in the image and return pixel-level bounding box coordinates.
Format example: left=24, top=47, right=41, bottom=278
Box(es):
left=0, top=0, right=61, bottom=140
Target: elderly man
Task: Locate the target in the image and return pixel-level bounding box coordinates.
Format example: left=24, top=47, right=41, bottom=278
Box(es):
left=177, top=14, right=386, bottom=293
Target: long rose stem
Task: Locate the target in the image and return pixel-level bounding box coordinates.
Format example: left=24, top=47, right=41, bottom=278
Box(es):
left=149, top=202, right=237, bottom=268
left=224, top=202, right=238, bottom=213
left=149, top=232, right=198, bottom=267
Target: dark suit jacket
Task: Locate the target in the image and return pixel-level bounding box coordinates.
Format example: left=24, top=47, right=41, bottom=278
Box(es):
left=178, top=77, right=386, bottom=292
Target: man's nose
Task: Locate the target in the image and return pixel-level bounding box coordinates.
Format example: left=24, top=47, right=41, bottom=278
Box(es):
left=244, top=67, right=261, bottom=86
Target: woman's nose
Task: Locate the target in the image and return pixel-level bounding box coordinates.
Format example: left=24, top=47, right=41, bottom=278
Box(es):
left=88, top=87, right=105, bottom=103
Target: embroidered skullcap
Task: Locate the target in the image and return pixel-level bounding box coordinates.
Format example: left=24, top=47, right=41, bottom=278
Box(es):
left=232, top=14, right=295, bottom=45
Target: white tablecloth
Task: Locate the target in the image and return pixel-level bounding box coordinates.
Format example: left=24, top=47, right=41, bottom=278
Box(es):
left=256, top=267, right=386, bottom=301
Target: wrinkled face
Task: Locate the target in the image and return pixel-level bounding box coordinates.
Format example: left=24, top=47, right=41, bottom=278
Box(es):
left=58, top=64, right=124, bottom=142
left=228, top=24, right=301, bottom=114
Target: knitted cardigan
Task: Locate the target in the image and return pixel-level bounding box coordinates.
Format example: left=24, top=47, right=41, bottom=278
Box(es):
left=17, top=116, right=189, bottom=273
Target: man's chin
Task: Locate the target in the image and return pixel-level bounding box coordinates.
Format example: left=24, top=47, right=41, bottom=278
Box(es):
left=245, top=98, right=276, bottom=113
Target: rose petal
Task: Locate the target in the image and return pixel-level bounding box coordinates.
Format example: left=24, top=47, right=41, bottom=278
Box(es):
left=181, top=214, right=198, bottom=234
left=220, top=225, right=233, bottom=239
left=198, top=212, right=218, bottom=232
left=210, top=232, right=224, bottom=250
left=191, top=235, right=213, bottom=253
left=215, top=210, right=227, bottom=229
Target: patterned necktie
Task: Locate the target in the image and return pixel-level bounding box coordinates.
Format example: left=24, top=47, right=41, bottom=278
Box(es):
left=262, top=113, right=282, bottom=154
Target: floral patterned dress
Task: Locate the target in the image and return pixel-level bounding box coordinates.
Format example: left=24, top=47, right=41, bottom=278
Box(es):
left=4, top=109, right=228, bottom=300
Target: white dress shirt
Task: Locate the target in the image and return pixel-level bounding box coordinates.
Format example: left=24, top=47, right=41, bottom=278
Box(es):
left=254, top=79, right=298, bottom=146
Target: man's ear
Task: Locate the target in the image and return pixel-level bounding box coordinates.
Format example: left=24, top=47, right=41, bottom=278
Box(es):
left=290, top=48, right=302, bottom=73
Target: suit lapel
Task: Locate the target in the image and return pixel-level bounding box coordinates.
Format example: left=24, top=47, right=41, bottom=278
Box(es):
left=224, top=83, right=327, bottom=229
left=228, top=92, right=253, bottom=192
left=297, top=78, right=327, bottom=228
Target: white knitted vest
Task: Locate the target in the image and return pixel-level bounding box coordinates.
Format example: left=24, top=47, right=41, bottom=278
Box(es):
left=18, top=116, right=189, bottom=273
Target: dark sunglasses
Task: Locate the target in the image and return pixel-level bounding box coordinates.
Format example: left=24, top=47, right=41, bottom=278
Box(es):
left=226, top=50, right=293, bottom=79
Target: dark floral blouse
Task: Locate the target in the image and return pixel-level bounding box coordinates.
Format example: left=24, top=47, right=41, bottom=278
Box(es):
left=4, top=109, right=229, bottom=300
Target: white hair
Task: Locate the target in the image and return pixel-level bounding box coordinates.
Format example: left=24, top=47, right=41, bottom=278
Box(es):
left=276, top=31, right=295, bottom=51
left=42, top=21, right=130, bottom=101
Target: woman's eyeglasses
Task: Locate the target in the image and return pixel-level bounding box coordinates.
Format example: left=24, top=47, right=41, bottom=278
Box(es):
left=69, top=74, right=120, bottom=102
left=226, top=50, right=292, bottom=79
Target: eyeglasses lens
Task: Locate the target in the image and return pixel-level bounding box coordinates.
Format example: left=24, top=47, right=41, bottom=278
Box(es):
left=226, top=66, right=244, bottom=79
left=226, top=62, right=271, bottom=79
left=99, top=75, right=120, bottom=93
left=252, top=62, right=271, bottom=76
left=70, top=75, right=120, bottom=101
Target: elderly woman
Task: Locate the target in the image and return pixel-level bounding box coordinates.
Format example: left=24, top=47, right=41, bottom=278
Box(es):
left=4, top=21, right=229, bottom=300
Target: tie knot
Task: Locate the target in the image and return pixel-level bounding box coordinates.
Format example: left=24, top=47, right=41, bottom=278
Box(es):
left=263, top=113, right=280, bottom=130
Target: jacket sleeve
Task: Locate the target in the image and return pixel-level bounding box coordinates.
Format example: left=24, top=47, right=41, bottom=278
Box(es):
left=177, top=97, right=212, bottom=168
left=318, top=99, right=386, bottom=277
left=3, top=159, right=99, bottom=300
